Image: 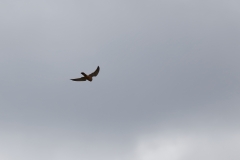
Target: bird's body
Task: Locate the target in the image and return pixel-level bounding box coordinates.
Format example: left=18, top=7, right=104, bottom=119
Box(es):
left=81, top=72, right=93, bottom=81
left=71, top=66, right=100, bottom=82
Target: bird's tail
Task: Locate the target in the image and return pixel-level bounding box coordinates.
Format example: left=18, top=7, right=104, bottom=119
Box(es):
left=81, top=72, right=87, bottom=77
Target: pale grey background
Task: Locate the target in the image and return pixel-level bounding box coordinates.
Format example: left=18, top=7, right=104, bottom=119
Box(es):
left=0, top=0, right=240, bottom=160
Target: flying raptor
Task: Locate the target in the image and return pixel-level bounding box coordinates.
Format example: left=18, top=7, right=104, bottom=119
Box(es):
left=71, top=66, right=100, bottom=82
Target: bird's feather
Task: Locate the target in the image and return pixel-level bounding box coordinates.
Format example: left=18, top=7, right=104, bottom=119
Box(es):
left=89, top=66, right=100, bottom=77
left=71, top=77, right=87, bottom=81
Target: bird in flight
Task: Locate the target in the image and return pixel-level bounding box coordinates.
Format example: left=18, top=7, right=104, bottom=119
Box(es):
left=71, top=66, right=100, bottom=82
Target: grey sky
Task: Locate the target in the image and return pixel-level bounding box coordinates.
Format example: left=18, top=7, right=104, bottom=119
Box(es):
left=0, top=0, right=240, bottom=160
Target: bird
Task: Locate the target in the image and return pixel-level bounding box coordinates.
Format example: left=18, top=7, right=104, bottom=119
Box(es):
left=71, top=66, right=100, bottom=82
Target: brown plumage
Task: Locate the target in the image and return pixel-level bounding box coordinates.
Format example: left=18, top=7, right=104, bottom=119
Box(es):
left=71, top=66, right=100, bottom=82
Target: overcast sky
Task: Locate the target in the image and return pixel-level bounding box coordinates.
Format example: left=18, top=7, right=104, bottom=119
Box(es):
left=0, top=0, right=240, bottom=160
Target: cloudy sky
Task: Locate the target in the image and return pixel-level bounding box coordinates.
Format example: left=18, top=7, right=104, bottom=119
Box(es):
left=0, top=0, right=240, bottom=159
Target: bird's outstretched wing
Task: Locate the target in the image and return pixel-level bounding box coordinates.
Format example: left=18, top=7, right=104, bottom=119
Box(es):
left=71, top=77, right=87, bottom=81
left=89, top=66, right=100, bottom=77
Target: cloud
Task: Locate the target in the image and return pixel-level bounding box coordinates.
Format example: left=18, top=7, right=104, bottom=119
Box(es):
left=0, top=0, right=240, bottom=159
left=134, top=131, right=240, bottom=160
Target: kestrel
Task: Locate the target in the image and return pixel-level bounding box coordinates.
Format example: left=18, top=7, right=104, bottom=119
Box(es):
left=71, top=66, right=100, bottom=82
